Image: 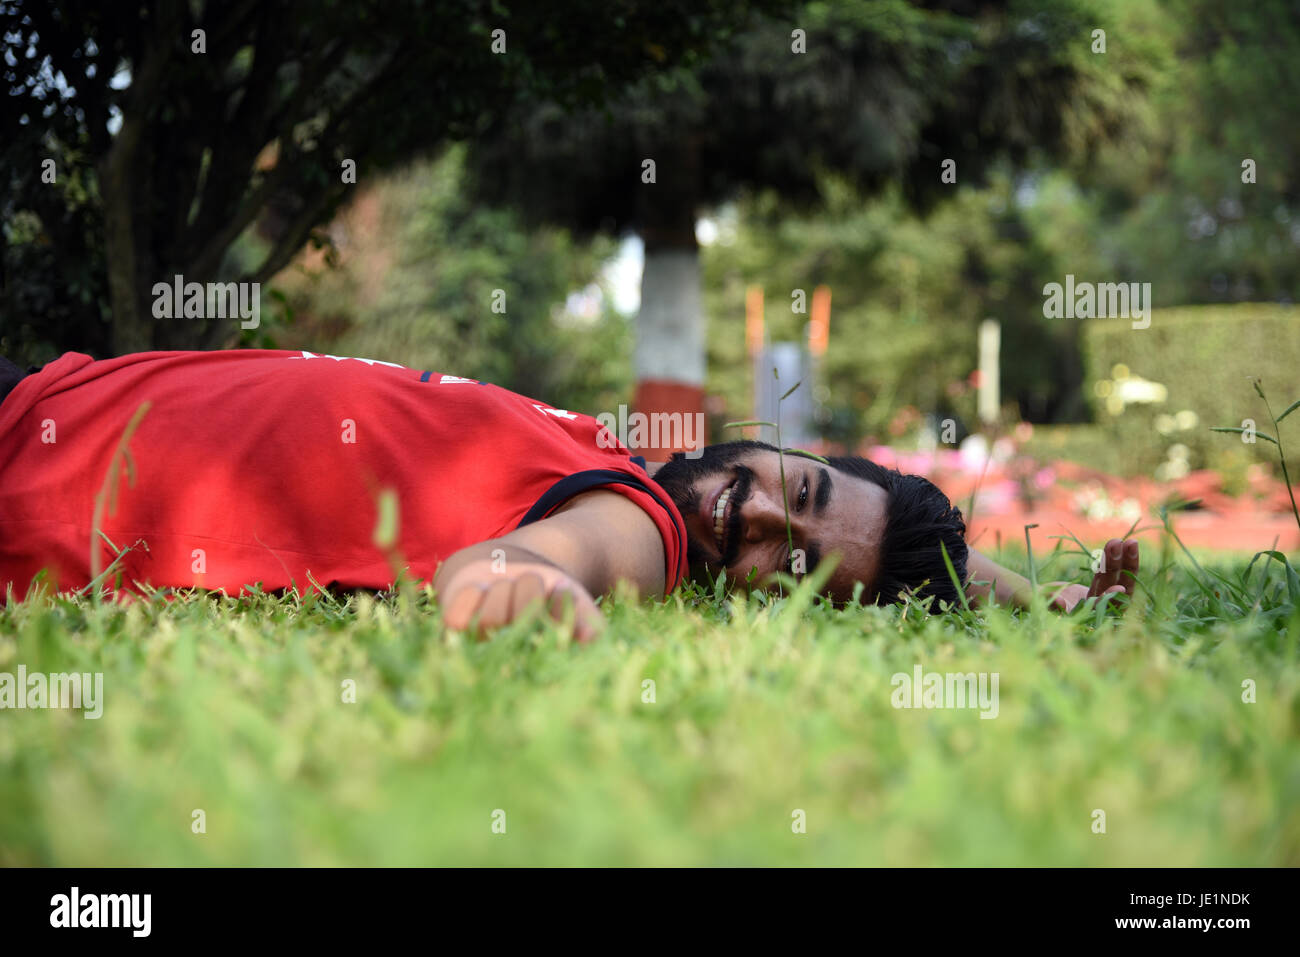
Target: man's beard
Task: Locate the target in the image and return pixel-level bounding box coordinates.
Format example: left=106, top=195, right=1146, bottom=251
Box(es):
left=652, top=440, right=772, bottom=571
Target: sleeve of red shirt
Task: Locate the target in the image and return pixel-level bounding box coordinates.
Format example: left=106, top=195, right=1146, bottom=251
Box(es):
left=528, top=475, right=689, bottom=594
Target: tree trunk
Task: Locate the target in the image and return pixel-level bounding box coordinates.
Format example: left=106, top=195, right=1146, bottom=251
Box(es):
left=99, top=9, right=178, bottom=356
left=100, top=130, right=152, bottom=355
left=634, top=138, right=705, bottom=460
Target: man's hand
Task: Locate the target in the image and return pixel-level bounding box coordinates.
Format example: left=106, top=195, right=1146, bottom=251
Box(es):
left=431, top=488, right=668, bottom=643
left=1047, top=538, right=1140, bottom=613
left=439, top=556, right=605, bottom=642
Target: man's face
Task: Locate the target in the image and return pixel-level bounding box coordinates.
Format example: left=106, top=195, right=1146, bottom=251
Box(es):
left=652, top=442, right=887, bottom=601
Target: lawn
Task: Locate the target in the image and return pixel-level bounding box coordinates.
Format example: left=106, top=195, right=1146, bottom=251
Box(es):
left=1, top=529, right=1297, bottom=866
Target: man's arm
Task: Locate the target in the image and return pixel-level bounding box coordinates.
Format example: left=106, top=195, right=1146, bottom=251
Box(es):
left=966, top=538, right=1140, bottom=612
left=432, top=489, right=668, bottom=640
left=965, top=549, right=1034, bottom=607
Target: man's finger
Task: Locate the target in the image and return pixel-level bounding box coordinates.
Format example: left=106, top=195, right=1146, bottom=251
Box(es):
left=444, top=583, right=487, bottom=630
left=1088, top=539, right=1123, bottom=597
left=547, top=585, right=604, bottom=642
left=1120, top=539, right=1140, bottom=594
left=507, top=571, right=548, bottom=619
left=1049, top=583, right=1084, bottom=612
left=477, top=576, right=518, bottom=628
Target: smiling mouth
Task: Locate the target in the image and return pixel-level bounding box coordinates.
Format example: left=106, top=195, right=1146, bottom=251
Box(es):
left=713, top=479, right=736, bottom=555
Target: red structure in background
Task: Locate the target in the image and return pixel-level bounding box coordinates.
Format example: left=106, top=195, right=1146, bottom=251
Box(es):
left=631, top=379, right=706, bottom=459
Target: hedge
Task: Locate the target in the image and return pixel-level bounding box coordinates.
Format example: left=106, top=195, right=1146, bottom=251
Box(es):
left=1078, top=304, right=1300, bottom=478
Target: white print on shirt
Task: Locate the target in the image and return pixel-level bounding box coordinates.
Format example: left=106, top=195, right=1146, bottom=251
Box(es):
left=533, top=404, right=578, bottom=421
left=288, top=350, right=406, bottom=368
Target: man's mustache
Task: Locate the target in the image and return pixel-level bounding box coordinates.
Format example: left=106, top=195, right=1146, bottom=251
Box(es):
left=716, top=466, right=754, bottom=567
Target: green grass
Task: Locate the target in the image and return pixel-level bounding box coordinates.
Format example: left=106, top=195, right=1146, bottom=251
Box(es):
left=2, top=531, right=1298, bottom=866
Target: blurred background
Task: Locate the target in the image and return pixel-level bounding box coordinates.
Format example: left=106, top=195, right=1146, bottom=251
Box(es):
left=3, top=0, right=1298, bottom=550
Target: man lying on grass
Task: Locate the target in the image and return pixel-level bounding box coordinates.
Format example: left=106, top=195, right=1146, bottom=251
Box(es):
left=0, top=349, right=1139, bottom=636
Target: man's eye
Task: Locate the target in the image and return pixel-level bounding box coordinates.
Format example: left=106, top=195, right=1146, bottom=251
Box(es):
left=797, top=477, right=809, bottom=510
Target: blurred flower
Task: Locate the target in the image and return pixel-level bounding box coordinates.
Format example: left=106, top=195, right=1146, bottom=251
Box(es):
left=887, top=405, right=921, bottom=437
left=1072, top=486, right=1114, bottom=521
left=1155, top=444, right=1191, bottom=481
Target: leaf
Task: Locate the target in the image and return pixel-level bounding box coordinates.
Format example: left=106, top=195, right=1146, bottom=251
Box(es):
left=1021, top=523, right=1040, bottom=592
left=1209, top=426, right=1278, bottom=445
left=939, top=540, right=971, bottom=613
left=372, top=488, right=400, bottom=549
left=1275, top=397, right=1300, bottom=422
left=1254, top=551, right=1300, bottom=606
left=724, top=420, right=775, bottom=430
left=784, top=448, right=830, bottom=464
left=779, top=380, right=803, bottom=401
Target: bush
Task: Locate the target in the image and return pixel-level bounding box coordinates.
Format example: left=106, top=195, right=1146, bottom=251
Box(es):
left=1021, top=424, right=1127, bottom=476
left=1081, top=304, right=1300, bottom=477
left=273, top=149, right=632, bottom=415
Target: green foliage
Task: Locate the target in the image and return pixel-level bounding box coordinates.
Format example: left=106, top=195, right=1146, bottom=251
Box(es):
left=467, top=0, right=1153, bottom=234
left=278, top=148, right=632, bottom=413
left=695, top=0, right=1298, bottom=441
left=0, top=0, right=782, bottom=354
left=703, top=157, right=1298, bottom=466
left=0, top=165, right=109, bottom=368
left=1084, top=0, right=1300, bottom=305
left=1020, top=424, right=1123, bottom=475
left=1211, top=378, right=1300, bottom=533
left=1083, top=305, right=1300, bottom=476
left=703, top=171, right=1096, bottom=440
left=1, top=539, right=1296, bottom=865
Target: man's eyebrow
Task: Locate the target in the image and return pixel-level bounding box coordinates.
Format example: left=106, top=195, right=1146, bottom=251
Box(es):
left=814, top=467, right=831, bottom=515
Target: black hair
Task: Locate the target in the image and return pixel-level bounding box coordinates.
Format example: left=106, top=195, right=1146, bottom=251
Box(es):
left=825, top=455, right=968, bottom=606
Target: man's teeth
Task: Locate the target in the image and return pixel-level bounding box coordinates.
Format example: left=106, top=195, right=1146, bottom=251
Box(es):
left=713, top=486, right=732, bottom=551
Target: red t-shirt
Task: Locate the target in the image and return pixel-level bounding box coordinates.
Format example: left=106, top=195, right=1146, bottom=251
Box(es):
left=0, top=350, right=687, bottom=598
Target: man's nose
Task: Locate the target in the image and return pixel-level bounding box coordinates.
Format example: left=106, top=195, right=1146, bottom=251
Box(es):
left=741, top=489, right=800, bottom=543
